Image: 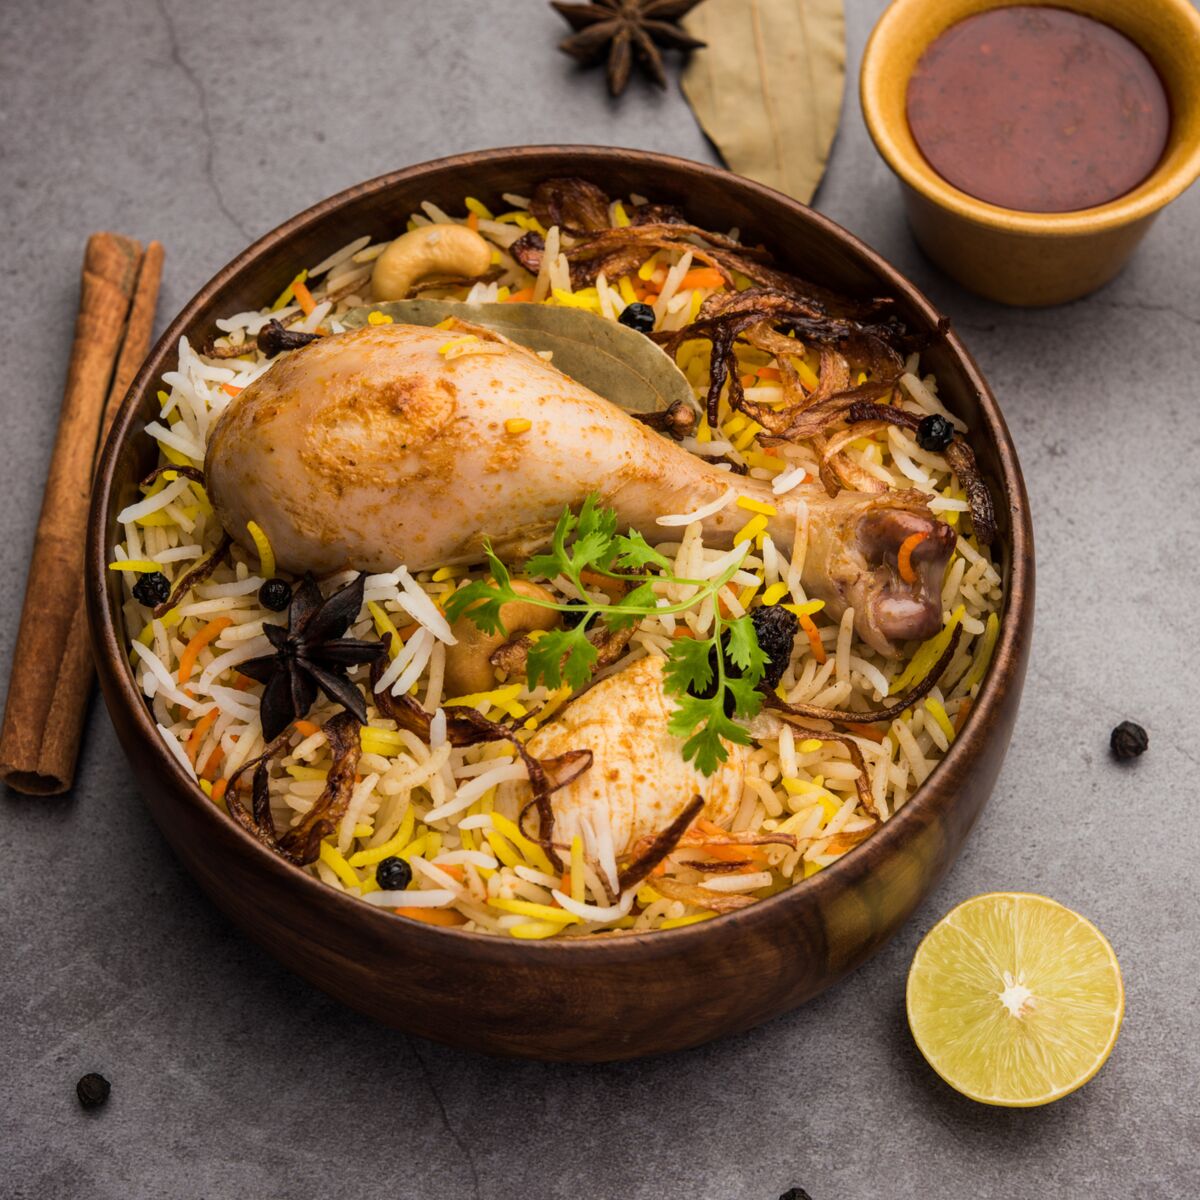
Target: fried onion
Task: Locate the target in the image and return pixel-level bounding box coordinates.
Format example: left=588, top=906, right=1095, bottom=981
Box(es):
left=226, top=713, right=361, bottom=866
left=766, top=625, right=963, bottom=728
left=846, top=401, right=998, bottom=546
left=153, top=532, right=231, bottom=618
left=617, top=795, right=704, bottom=893
left=647, top=875, right=758, bottom=913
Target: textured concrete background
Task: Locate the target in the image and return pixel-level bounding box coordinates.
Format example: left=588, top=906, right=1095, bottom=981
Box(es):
left=2, top=1, right=1198, bottom=1197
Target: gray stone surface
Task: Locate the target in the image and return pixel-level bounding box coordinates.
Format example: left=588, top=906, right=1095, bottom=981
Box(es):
left=2, top=0, right=1198, bottom=1196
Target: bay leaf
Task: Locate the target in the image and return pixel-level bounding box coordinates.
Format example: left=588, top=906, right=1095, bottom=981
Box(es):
left=342, top=300, right=693, bottom=415
left=681, top=0, right=846, bottom=206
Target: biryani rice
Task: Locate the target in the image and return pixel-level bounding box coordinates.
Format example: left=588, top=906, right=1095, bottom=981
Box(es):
left=112, top=192, right=1004, bottom=938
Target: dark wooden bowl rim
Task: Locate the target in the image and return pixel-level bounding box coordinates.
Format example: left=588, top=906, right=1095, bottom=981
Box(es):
left=87, top=145, right=1033, bottom=965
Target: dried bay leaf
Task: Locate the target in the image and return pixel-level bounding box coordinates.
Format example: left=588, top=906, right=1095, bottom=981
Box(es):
left=343, top=300, right=694, bottom=415
left=682, top=0, right=846, bottom=205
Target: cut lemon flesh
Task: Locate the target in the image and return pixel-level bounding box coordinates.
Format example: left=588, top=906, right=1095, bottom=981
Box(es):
left=907, top=892, right=1124, bottom=1107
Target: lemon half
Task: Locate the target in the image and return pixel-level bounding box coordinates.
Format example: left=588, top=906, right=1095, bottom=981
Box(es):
left=907, top=892, right=1124, bottom=1107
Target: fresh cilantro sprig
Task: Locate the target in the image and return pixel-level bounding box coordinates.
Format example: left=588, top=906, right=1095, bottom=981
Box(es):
left=442, top=494, right=765, bottom=774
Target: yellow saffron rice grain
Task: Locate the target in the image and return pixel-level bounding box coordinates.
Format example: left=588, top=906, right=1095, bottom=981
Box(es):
left=737, top=495, right=778, bottom=517
left=245, top=520, right=275, bottom=578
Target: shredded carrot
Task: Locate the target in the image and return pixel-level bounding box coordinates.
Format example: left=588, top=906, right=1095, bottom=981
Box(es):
left=504, top=287, right=535, bottom=303
left=740, top=373, right=756, bottom=389
left=200, top=744, right=224, bottom=781
left=210, top=778, right=228, bottom=805
left=438, top=864, right=465, bottom=882
left=824, top=833, right=870, bottom=856
left=897, top=531, right=928, bottom=584
left=843, top=721, right=886, bottom=743
left=689, top=820, right=760, bottom=864
left=672, top=625, right=697, bottom=639
left=679, top=266, right=726, bottom=290
left=798, top=612, right=827, bottom=664
left=393, top=907, right=467, bottom=926
left=293, top=279, right=316, bottom=316
left=651, top=860, right=668, bottom=876
left=293, top=719, right=321, bottom=737
left=559, top=870, right=571, bottom=898
left=221, top=383, right=242, bottom=397
left=185, top=706, right=219, bottom=764
left=703, top=842, right=762, bottom=864
left=177, top=616, right=233, bottom=684
left=466, top=211, right=479, bottom=232
left=579, top=568, right=622, bottom=592
left=642, top=292, right=660, bottom=306
left=756, top=366, right=782, bottom=382
left=234, top=673, right=257, bottom=691
left=762, top=446, right=779, bottom=456
left=953, top=698, right=974, bottom=734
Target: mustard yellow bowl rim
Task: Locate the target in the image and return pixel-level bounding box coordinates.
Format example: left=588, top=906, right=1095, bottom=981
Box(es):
left=860, top=0, right=1200, bottom=237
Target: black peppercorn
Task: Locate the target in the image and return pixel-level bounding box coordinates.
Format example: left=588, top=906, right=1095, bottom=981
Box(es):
left=916, top=413, right=955, bottom=452
left=259, top=578, right=293, bottom=612
left=376, top=856, right=413, bottom=891
left=618, top=302, right=656, bottom=334
left=132, top=571, right=171, bottom=607
left=692, top=604, right=800, bottom=710
left=751, top=604, right=800, bottom=690
left=76, top=1072, right=111, bottom=1109
left=560, top=598, right=590, bottom=628
left=1110, top=720, right=1148, bottom=760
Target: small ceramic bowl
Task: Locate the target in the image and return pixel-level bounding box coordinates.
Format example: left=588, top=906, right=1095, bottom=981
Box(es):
left=86, top=147, right=1034, bottom=1061
left=861, top=0, right=1200, bottom=306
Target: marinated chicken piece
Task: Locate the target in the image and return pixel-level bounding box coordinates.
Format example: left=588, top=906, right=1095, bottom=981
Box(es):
left=496, top=656, right=748, bottom=857
left=206, top=323, right=955, bottom=655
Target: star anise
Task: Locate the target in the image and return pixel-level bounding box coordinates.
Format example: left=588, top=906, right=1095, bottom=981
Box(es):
left=551, top=0, right=707, bottom=97
left=239, top=572, right=386, bottom=741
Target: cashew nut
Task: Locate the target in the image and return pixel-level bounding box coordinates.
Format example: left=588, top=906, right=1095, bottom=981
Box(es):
left=371, top=223, right=494, bottom=301
left=443, top=579, right=560, bottom=696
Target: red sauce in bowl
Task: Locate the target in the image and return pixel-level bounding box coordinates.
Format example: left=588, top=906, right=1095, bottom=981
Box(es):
left=906, top=6, right=1170, bottom=213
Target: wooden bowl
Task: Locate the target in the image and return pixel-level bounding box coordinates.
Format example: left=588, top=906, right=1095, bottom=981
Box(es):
left=861, top=0, right=1200, bottom=306
left=86, top=147, right=1034, bottom=1061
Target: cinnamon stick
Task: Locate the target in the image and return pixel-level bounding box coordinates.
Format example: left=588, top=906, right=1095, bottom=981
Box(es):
left=0, top=234, right=164, bottom=794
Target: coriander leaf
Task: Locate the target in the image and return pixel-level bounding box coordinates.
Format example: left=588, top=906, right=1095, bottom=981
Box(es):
left=529, top=509, right=574, bottom=579
left=604, top=580, right=658, bottom=632
left=724, top=673, right=764, bottom=721
left=575, top=493, right=616, bottom=546
left=552, top=503, right=579, bottom=558
left=613, top=528, right=672, bottom=571
left=707, top=704, right=755, bottom=750
left=526, top=505, right=579, bottom=581
left=570, top=528, right=614, bottom=575
left=525, top=625, right=598, bottom=692
left=442, top=579, right=508, bottom=634
left=664, top=635, right=715, bottom=696
left=666, top=691, right=714, bottom=742
left=683, top=726, right=727, bottom=776
left=692, top=703, right=754, bottom=768
left=524, top=550, right=564, bottom=581
left=484, top=544, right=512, bottom=591
left=726, top=615, right=768, bottom=684
left=668, top=693, right=752, bottom=775
left=570, top=494, right=618, bottom=574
